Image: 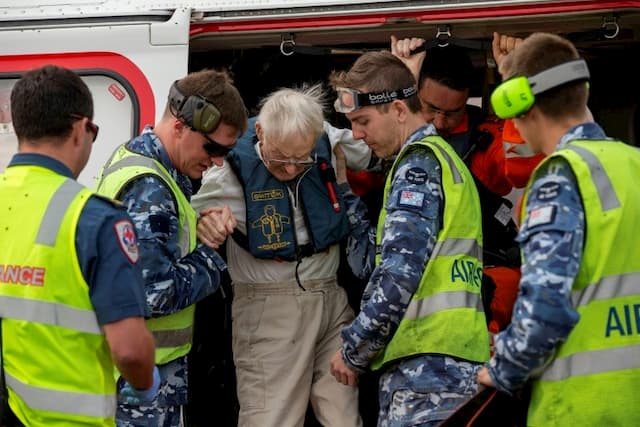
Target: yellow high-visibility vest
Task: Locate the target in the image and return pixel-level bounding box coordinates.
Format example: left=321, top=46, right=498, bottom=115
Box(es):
left=521, top=139, right=640, bottom=426
left=372, top=136, right=489, bottom=370
left=96, top=145, right=197, bottom=365
left=0, top=165, right=116, bottom=426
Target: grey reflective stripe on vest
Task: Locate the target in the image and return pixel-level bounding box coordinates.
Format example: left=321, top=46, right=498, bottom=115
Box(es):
left=35, top=179, right=84, bottom=246
left=540, top=344, right=640, bottom=382
left=404, top=291, right=483, bottom=320
left=374, top=143, right=467, bottom=256
left=102, top=154, right=160, bottom=179
left=377, top=237, right=482, bottom=259
left=503, top=141, right=536, bottom=158
left=565, top=144, right=620, bottom=211
left=435, top=237, right=483, bottom=261
left=572, top=272, right=640, bottom=308
left=5, top=371, right=115, bottom=418
left=103, top=155, right=191, bottom=255
left=404, top=236, right=483, bottom=320
left=430, top=142, right=462, bottom=184
left=153, top=325, right=193, bottom=348
left=0, top=295, right=101, bottom=334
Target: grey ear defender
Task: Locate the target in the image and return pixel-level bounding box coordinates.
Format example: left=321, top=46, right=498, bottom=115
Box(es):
left=168, top=81, right=221, bottom=133
left=491, top=59, right=590, bottom=119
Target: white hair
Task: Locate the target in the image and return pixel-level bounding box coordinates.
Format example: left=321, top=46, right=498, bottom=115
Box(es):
left=257, top=83, right=326, bottom=144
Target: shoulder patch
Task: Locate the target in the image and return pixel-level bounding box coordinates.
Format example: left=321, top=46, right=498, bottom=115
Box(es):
left=114, top=220, right=139, bottom=263
left=398, top=190, right=425, bottom=209
left=526, top=205, right=556, bottom=229
left=405, top=167, right=428, bottom=185
left=536, top=181, right=561, bottom=201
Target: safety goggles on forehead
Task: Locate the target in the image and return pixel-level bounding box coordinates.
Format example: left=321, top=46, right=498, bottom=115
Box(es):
left=334, top=86, right=418, bottom=113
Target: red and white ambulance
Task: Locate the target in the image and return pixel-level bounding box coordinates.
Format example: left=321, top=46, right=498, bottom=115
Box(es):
left=1, top=1, right=639, bottom=424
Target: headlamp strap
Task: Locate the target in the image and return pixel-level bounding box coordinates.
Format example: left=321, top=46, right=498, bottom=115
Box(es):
left=358, top=86, right=418, bottom=107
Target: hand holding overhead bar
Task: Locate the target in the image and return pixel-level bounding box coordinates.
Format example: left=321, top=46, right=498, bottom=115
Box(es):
left=279, top=25, right=495, bottom=60
left=390, top=34, right=426, bottom=82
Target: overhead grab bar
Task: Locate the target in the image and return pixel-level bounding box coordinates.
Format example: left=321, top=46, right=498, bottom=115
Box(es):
left=602, top=16, right=620, bottom=39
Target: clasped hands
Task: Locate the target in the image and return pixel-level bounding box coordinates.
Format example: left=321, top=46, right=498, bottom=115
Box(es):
left=196, top=205, right=236, bottom=249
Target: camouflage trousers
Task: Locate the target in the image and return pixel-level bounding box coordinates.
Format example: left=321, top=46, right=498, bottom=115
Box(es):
left=377, top=356, right=481, bottom=427
left=116, top=403, right=184, bottom=427
left=116, top=358, right=188, bottom=427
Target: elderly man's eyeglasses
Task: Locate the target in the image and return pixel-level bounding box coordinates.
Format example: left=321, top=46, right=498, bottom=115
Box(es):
left=70, top=113, right=99, bottom=143
left=334, top=86, right=418, bottom=113
left=264, top=153, right=317, bottom=168
left=200, top=132, right=234, bottom=157
left=261, top=142, right=317, bottom=169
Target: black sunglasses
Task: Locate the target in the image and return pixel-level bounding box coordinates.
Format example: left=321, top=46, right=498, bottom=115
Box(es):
left=70, top=113, right=99, bottom=143
left=201, top=132, right=234, bottom=157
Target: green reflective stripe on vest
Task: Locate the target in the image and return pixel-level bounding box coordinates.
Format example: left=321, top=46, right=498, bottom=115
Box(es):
left=523, top=139, right=640, bottom=427
left=5, top=372, right=115, bottom=419
left=371, top=136, right=489, bottom=371
left=0, top=166, right=115, bottom=426
left=96, top=144, right=197, bottom=364
left=0, top=295, right=100, bottom=334
left=541, top=344, right=640, bottom=382
left=36, top=179, right=84, bottom=246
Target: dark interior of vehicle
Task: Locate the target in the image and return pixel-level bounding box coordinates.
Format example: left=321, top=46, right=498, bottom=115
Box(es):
left=189, top=8, right=640, bottom=146
left=184, top=6, right=640, bottom=426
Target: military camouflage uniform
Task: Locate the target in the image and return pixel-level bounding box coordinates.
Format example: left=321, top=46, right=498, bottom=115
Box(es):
left=115, top=126, right=227, bottom=427
left=485, top=124, right=605, bottom=393
left=341, top=124, right=483, bottom=427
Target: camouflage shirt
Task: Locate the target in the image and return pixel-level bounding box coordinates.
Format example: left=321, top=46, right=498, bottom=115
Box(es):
left=116, top=126, right=227, bottom=407
left=487, top=123, right=608, bottom=393
left=341, top=125, right=482, bottom=423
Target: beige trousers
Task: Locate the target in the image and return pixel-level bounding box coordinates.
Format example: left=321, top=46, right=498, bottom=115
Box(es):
left=232, top=279, right=362, bottom=427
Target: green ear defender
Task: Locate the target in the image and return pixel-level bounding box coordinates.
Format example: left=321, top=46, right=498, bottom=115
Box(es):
left=491, top=59, right=590, bottom=119
left=168, top=81, right=222, bottom=133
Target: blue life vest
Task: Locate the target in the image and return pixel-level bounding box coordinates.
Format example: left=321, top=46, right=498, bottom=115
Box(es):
left=226, top=119, right=349, bottom=261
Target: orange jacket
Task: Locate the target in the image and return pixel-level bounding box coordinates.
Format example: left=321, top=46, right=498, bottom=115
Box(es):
left=450, top=114, right=543, bottom=194
left=469, top=116, right=512, bottom=196
left=448, top=112, right=511, bottom=196
left=484, top=265, right=521, bottom=334
left=346, top=169, right=386, bottom=198
left=502, top=119, right=545, bottom=188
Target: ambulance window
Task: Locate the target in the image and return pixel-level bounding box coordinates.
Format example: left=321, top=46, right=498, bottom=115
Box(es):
left=0, top=83, right=14, bottom=176
left=80, top=75, right=134, bottom=188
left=0, top=74, right=134, bottom=188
